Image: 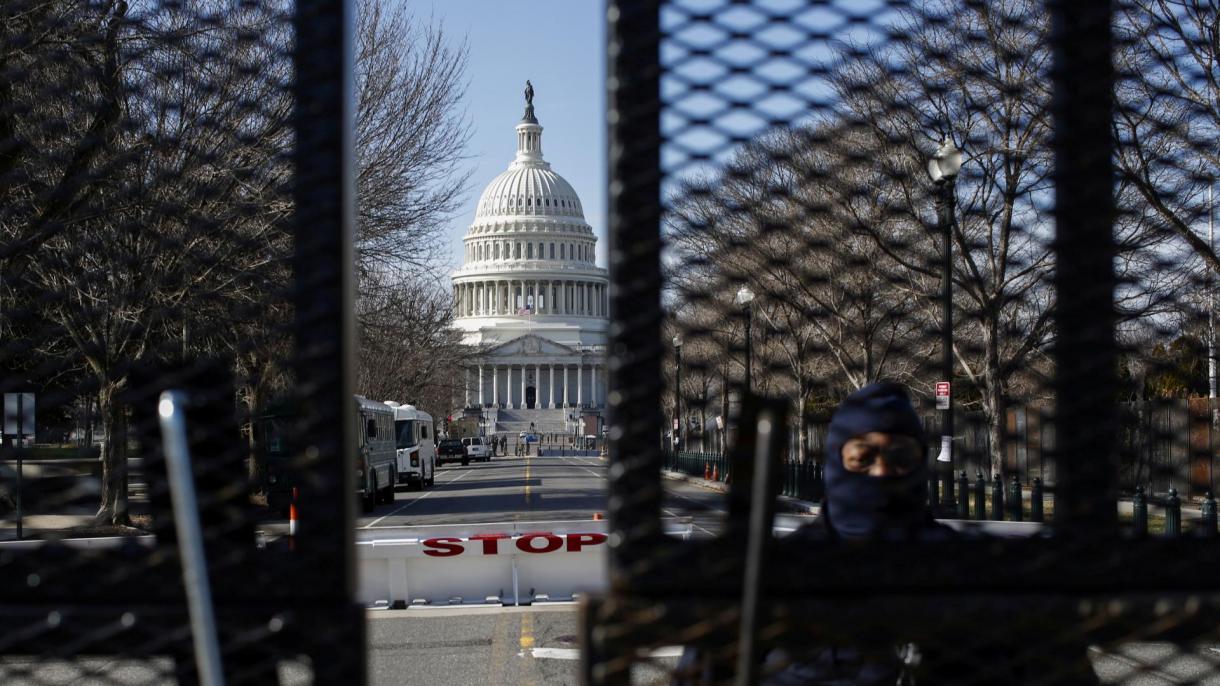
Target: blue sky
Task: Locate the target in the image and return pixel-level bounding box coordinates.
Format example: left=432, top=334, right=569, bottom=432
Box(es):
left=411, top=0, right=607, bottom=271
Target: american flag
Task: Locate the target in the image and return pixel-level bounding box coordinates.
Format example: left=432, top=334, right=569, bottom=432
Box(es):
left=517, top=306, right=533, bottom=315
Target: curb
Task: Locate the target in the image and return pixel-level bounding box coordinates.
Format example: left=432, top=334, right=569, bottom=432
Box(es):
left=661, top=469, right=819, bottom=515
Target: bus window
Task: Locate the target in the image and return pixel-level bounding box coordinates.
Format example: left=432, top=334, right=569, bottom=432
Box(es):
left=396, top=420, right=418, bottom=449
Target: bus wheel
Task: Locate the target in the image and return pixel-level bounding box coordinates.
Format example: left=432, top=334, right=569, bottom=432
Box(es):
left=425, top=467, right=434, bottom=488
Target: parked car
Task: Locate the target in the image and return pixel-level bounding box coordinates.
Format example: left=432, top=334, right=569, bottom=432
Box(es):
left=437, top=438, right=468, bottom=466
left=518, top=431, right=539, bottom=444
left=462, top=436, right=491, bottom=462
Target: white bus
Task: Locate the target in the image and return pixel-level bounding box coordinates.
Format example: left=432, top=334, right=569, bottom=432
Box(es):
left=385, top=402, right=436, bottom=491
left=356, top=396, right=398, bottom=513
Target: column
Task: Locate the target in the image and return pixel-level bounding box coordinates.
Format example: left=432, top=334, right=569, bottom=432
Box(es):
left=464, top=367, right=471, bottom=407
left=493, top=365, right=499, bottom=406
left=577, top=362, right=584, bottom=407
left=533, top=364, right=540, bottom=408
left=478, top=365, right=485, bottom=405
left=549, top=364, right=556, bottom=408
left=560, top=281, right=567, bottom=314
left=591, top=363, right=597, bottom=408
left=520, top=363, right=526, bottom=408
left=507, top=366, right=514, bottom=409
left=563, top=365, right=570, bottom=406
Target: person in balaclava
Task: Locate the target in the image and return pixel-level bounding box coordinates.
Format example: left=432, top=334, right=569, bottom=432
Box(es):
left=747, top=382, right=1099, bottom=686
left=819, top=381, right=948, bottom=540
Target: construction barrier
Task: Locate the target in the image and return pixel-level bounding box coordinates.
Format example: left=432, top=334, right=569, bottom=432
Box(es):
left=356, top=519, right=693, bottom=607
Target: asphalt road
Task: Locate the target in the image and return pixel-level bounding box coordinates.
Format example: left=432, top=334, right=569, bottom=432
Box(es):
left=355, top=453, right=742, bottom=536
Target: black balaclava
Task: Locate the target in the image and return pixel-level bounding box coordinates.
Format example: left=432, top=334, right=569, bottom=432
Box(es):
left=823, top=382, right=928, bottom=539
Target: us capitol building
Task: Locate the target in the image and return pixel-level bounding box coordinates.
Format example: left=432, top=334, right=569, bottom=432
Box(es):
left=451, top=83, right=607, bottom=437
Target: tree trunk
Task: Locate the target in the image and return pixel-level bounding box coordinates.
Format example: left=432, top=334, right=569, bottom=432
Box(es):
left=985, top=320, right=1005, bottom=477
left=95, top=384, right=129, bottom=526
left=245, top=384, right=264, bottom=486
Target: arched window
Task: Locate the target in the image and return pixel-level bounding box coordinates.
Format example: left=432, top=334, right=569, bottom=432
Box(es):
left=515, top=242, right=521, bottom=259
left=550, top=243, right=555, bottom=259
left=527, top=243, right=534, bottom=259
left=560, top=244, right=566, bottom=259
left=494, top=243, right=500, bottom=259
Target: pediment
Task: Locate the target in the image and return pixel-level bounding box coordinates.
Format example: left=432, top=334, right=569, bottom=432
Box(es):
left=483, top=334, right=575, bottom=357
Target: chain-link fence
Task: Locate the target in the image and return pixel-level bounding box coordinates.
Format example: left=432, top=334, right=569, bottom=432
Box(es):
left=592, top=0, right=1220, bottom=683
left=2, top=1, right=362, bottom=683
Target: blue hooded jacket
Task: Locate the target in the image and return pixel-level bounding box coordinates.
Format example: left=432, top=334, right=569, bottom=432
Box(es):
left=822, top=382, right=934, bottom=539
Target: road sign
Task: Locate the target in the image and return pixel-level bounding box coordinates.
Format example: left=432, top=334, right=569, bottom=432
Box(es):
left=3, top=393, right=34, bottom=439
left=935, top=382, right=950, bottom=410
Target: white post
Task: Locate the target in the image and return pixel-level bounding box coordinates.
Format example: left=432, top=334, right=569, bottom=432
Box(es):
left=1210, top=183, right=1216, bottom=403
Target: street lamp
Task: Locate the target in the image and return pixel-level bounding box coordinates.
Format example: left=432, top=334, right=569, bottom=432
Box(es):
left=927, top=139, right=962, bottom=510
left=735, top=285, right=755, bottom=393
left=673, top=334, right=683, bottom=452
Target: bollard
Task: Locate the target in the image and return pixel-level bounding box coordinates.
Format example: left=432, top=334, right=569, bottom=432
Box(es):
left=974, top=472, right=986, bottom=521
left=1165, top=486, right=1181, bottom=537
left=1030, top=477, right=1044, bottom=523
left=990, top=474, right=1004, bottom=521
left=1006, top=474, right=1023, bottom=522
left=1202, top=492, right=1218, bottom=538
left=957, top=471, right=970, bottom=519
left=1132, top=485, right=1147, bottom=537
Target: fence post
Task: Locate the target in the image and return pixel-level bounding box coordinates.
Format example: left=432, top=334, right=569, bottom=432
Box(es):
left=957, top=471, right=969, bottom=519
left=1031, top=477, right=1044, bottom=523
left=1006, top=474, right=1023, bottom=522
left=1132, top=485, right=1147, bottom=537
left=1165, top=486, right=1181, bottom=537
left=1201, top=491, right=1217, bottom=538
left=974, top=472, right=986, bottom=521
left=991, top=474, right=1004, bottom=521
left=928, top=469, right=940, bottom=510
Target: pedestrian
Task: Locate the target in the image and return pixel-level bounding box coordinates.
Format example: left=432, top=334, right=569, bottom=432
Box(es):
left=673, top=382, right=1100, bottom=685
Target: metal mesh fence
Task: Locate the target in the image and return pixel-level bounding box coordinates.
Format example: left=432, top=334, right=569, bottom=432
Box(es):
left=1, top=1, right=361, bottom=684
left=594, top=0, right=1220, bottom=683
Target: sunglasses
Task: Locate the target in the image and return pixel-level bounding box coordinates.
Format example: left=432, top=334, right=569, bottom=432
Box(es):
left=841, top=435, right=924, bottom=475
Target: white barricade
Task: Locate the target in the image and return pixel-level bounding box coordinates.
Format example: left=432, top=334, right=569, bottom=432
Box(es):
left=358, top=518, right=693, bottom=607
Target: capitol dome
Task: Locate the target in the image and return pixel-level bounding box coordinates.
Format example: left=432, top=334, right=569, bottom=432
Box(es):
left=451, top=82, right=607, bottom=426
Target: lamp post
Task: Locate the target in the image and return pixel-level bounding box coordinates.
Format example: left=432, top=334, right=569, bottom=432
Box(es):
left=673, top=334, right=683, bottom=452
left=735, top=285, right=755, bottom=393
left=927, top=139, right=963, bottom=510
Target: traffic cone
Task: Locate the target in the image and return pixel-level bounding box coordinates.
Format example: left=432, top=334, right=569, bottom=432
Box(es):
left=712, top=464, right=719, bottom=482
left=288, top=487, right=298, bottom=551
left=705, top=463, right=711, bottom=480
left=592, top=512, right=604, bottom=521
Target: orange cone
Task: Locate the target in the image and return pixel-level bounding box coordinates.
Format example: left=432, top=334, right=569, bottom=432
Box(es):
left=288, top=487, right=298, bottom=551
left=592, top=512, right=604, bottom=521
left=705, top=463, right=711, bottom=480
left=712, top=464, right=719, bottom=482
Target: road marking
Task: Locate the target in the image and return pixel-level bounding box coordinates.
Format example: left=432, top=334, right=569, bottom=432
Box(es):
left=361, top=469, right=474, bottom=528
left=519, top=611, right=535, bottom=648
left=523, top=646, right=683, bottom=660
left=664, top=508, right=714, bottom=536
left=562, top=457, right=603, bottom=479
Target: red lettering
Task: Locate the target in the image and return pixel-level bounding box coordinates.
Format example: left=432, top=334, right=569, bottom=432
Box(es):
left=469, top=533, right=511, bottom=555
left=516, top=533, right=563, bottom=554
left=422, top=537, right=464, bottom=557
left=565, top=532, right=607, bottom=552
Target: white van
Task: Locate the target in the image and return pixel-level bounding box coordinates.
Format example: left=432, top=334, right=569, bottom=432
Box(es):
left=385, top=402, right=436, bottom=490
left=462, top=436, right=491, bottom=462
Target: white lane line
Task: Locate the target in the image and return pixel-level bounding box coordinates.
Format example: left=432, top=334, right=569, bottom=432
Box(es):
left=561, top=456, right=604, bottom=479
left=668, top=489, right=727, bottom=514
left=362, top=469, right=475, bottom=528
left=523, top=646, right=683, bottom=660
left=664, top=508, right=715, bottom=536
